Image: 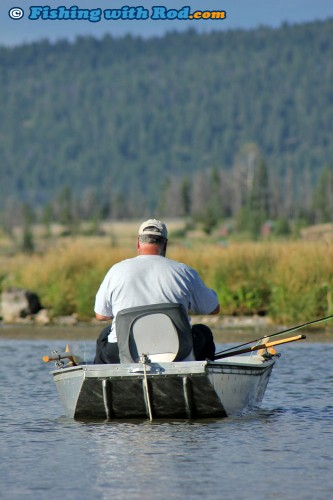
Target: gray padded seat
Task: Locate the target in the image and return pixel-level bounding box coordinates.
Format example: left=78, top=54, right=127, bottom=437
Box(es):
left=116, top=303, right=194, bottom=363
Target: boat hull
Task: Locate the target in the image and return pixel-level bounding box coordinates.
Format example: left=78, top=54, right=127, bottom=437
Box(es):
left=52, top=356, right=276, bottom=420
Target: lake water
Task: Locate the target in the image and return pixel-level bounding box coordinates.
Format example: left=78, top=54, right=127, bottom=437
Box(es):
left=0, top=338, right=332, bottom=500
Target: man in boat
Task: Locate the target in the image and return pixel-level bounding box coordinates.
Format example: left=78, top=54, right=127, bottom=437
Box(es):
left=94, top=218, right=220, bottom=363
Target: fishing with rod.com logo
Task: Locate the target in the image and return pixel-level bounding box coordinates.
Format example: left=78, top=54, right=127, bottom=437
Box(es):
left=8, top=2, right=227, bottom=22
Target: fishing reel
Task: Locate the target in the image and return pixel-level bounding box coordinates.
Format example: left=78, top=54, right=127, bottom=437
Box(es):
left=49, top=350, right=65, bottom=368
left=262, top=350, right=281, bottom=360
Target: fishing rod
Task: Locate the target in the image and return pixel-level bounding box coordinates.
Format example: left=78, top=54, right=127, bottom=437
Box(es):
left=214, top=334, right=306, bottom=360
left=214, top=314, right=333, bottom=357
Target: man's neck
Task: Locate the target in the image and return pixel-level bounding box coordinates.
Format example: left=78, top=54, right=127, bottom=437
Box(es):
left=137, top=243, right=166, bottom=256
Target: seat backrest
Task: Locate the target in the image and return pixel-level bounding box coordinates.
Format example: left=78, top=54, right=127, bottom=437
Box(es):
left=116, top=303, right=194, bottom=363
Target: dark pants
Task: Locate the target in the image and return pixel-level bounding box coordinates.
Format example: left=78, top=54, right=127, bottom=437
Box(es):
left=94, top=323, right=216, bottom=364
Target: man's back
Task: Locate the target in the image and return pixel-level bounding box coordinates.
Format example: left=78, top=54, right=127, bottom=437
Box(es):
left=95, top=254, right=218, bottom=341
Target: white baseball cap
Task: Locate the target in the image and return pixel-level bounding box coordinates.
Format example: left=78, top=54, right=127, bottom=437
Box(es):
left=138, top=219, right=168, bottom=239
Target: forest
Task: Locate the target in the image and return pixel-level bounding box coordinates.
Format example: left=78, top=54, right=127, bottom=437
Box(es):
left=0, top=19, right=333, bottom=237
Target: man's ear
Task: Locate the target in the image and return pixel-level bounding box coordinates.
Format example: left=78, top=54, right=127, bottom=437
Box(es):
left=136, top=238, right=140, bottom=251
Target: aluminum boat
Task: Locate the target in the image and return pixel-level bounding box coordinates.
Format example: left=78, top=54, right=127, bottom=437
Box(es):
left=50, top=353, right=276, bottom=420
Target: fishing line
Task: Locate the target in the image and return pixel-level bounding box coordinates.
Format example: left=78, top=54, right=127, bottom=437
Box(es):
left=214, top=314, right=333, bottom=356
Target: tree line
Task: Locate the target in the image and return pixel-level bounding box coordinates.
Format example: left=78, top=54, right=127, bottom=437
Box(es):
left=0, top=20, right=333, bottom=238
left=2, top=147, right=332, bottom=251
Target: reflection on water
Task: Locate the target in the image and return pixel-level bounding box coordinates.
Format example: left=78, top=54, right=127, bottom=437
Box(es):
left=0, top=339, right=332, bottom=499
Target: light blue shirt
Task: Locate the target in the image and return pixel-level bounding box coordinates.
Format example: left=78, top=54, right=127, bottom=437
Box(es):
left=94, top=255, right=219, bottom=342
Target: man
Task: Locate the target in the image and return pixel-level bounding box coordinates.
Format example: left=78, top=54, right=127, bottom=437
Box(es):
left=94, top=218, right=220, bottom=364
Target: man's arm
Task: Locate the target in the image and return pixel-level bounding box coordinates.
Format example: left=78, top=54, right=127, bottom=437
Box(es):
left=94, top=269, right=114, bottom=321
left=188, top=268, right=220, bottom=315
left=209, top=305, right=220, bottom=315
left=95, top=313, right=113, bottom=321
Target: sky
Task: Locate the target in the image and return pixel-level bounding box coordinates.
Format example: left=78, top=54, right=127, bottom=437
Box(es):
left=1, top=0, right=333, bottom=46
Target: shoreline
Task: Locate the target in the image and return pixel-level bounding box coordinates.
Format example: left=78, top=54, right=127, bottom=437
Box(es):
left=1, top=318, right=332, bottom=343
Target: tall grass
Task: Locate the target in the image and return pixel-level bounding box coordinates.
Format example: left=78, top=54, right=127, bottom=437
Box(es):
left=1, top=240, right=332, bottom=322
left=1, top=241, right=133, bottom=319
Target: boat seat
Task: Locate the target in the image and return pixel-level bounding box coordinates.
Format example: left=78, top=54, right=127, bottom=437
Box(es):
left=116, top=303, right=194, bottom=363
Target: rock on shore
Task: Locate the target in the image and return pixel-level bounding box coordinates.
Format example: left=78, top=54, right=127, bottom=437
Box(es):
left=0, top=287, right=80, bottom=325
left=0, top=288, right=42, bottom=323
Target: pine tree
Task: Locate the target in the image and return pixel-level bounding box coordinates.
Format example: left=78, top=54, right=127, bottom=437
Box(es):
left=21, top=204, right=35, bottom=253
left=42, top=203, right=54, bottom=238
left=180, top=176, right=192, bottom=217
left=312, top=165, right=333, bottom=222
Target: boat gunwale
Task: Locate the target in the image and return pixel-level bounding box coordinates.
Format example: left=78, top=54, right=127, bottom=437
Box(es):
left=51, top=356, right=277, bottom=379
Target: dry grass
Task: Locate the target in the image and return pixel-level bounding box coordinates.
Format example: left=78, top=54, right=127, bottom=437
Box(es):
left=1, top=239, right=332, bottom=322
